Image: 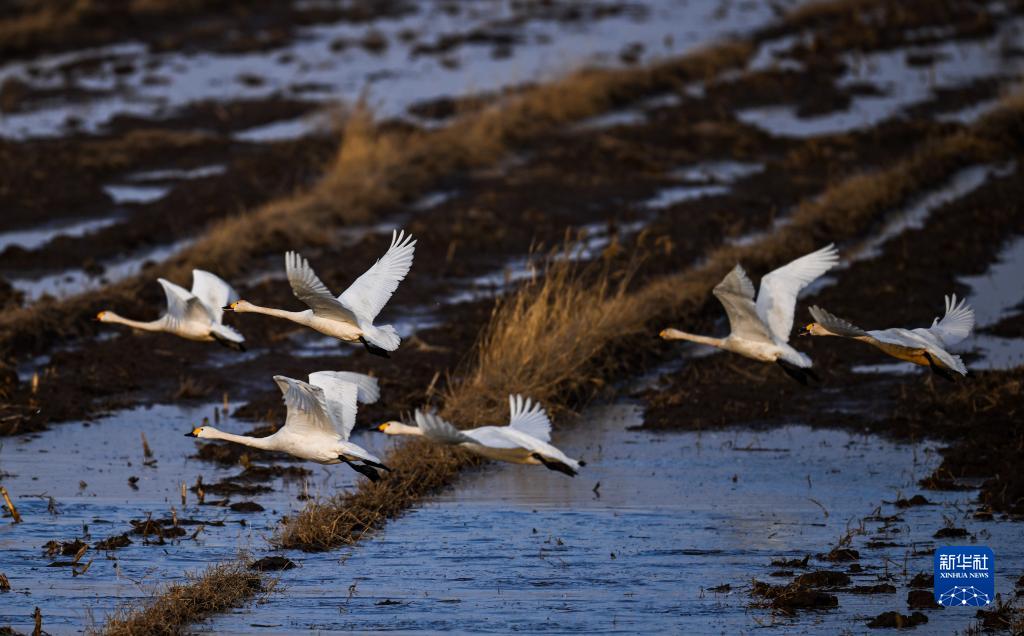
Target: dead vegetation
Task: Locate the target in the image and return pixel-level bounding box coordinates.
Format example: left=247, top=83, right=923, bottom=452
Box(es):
left=99, top=560, right=266, bottom=636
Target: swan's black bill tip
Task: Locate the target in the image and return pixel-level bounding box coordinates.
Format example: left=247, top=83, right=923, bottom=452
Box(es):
left=184, top=431, right=197, bottom=437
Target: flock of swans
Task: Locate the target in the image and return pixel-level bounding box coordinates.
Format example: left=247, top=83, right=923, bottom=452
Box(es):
left=97, top=233, right=974, bottom=483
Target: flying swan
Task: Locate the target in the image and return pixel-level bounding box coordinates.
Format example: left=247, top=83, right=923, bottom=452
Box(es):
left=800, top=294, right=974, bottom=380
left=97, top=270, right=245, bottom=350
left=378, top=395, right=585, bottom=477
left=226, top=230, right=415, bottom=357
left=187, top=371, right=390, bottom=481
left=660, top=244, right=839, bottom=384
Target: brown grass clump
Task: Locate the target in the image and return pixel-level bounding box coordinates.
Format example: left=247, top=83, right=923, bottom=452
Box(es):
left=100, top=560, right=265, bottom=636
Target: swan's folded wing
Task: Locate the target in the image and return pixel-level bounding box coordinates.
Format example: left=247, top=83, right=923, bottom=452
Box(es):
left=285, top=251, right=357, bottom=322
left=274, top=375, right=334, bottom=436
left=927, top=293, right=975, bottom=346
left=713, top=267, right=774, bottom=342
left=507, top=394, right=552, bottom=443
left=309, top=371, right=380, bottom=404
left=809, top=306, right=867, bottom=338
left=158, top=278, right=212, bottom=325
left=756, top=244, right=839, bottom=342
left=415, top=410, right=472, bottom=445
left=338, top=229, right=416, bottom=324
left=191, top=269, right=238, bottom=324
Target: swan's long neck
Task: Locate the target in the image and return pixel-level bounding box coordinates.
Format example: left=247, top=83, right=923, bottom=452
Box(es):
left=236, top=304, right=310, bottom=324
left=661, top=328, right=726, bottom=349
left=205, top=429, right=276, bottom=450
left=105, top=313, right=166, bottom=333
left=389, top=423, right=424, bottom=437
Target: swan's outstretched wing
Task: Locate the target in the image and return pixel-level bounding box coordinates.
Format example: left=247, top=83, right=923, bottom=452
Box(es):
left=285, top=251, right=358, bottom=322
left=507, top=394, right=552, bottom=443
left=309, top=371, right=380, bottom=404
left=274, top=375, right=334, bottom=437
left=927, top=294, right=975, bottom=346
left=338, top=230, right=416, bottom=324
left=809, top=306, right=868, bottom=337
left=712, top=265, right=774, bottom=342
left=308, top=371, right=379, bottom=440
left=415, top=410, right=473, bottom=445
left=756, top=244, right=839, bottom=342
left=158, top=278, right=212, bottom=325
left=191, top=269, right=238, bottom=324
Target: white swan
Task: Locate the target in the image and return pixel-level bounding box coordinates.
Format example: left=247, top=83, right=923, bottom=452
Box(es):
left=227, top=230, right=416, bottom=357
left=660, top=244, right=839, bottom=384
left=187, top=371, right=389, bottom=481
left=378, top=395, right=585, bottom=477
left=97, top=270, right=245, bottom=350
left=801, top=294, right=974, bottom=380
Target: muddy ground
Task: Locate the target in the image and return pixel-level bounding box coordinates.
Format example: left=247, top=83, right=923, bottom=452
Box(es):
left=1, top=0, right=1023, bottom=631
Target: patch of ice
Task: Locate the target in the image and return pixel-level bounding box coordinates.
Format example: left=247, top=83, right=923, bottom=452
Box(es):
left=0, top=216, right=121, bottom=252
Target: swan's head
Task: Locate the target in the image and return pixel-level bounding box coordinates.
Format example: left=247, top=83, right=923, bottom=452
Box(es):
left=378, top=421, right=420, bottom=436
left=224, top=300, right=254, bottom=313
left=659, top=328, right=684, bottom=340
left=185, top=425, right=218, bottom=438
left=95, top=310, right=114, bottom=322
left=799, top=322, right=829, bottom=337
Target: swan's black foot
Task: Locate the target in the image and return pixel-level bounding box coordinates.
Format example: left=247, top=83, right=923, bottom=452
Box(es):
left=531, top=453, right=577, bottom=477
left=359, top=337, right=391, bottom=358
left=923, top=352, right=956, bottom=382
left=775, top=359, right=813, bottom=386
left=212, top=333, right=246, bottom=352
left=343, top=459, right=382, bottom=482
left=362, top=458, right=392, bottom=472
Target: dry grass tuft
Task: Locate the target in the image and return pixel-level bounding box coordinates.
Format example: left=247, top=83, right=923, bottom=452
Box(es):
left=100, top=560, right=265, bottom=636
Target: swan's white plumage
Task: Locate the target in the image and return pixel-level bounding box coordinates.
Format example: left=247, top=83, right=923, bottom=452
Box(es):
left=663, top=245, right=839, bottom=372
left=338, top=230, right=416, bottom=324
left=403, top=396, right=582, bottom=474
left=712, top=266, right=775, bottom=342
left=191, top=269, right=238, bottom=324
left=928, top=294, right=975, bottom=346
left=755, top=244, right=839, bottom=343
left=808, top=296, right=973, bottom=376
left=272, top=230, right=415, bottom=351
left=285, top=251, right=356, bottom=321
left=507, top=394, right=552, bottom=443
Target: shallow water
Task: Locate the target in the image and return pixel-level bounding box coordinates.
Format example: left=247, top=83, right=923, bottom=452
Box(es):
left=0, top=0, right=806, bottom=140
left=198, top=402, right=1024, bottom=634
left=737, top=17, right=1024, bottom=138
left=0, top=403, right=377, bottom=633
left=0, top=216, right=121, bottom=253
left=10, top=238, right=193, bottom=302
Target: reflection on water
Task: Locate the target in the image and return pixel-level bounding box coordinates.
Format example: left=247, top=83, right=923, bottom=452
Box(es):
left=201, top=402, right=1024, bottom=634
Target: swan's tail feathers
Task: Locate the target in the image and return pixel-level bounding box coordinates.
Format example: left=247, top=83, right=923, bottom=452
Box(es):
left=360, top=323, right=401, bottom=353
left=211, top=324, right=246, bottom=351
left=775, top=359, right=816, bottom=386
left=531, top=453, right=579, bottom=477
